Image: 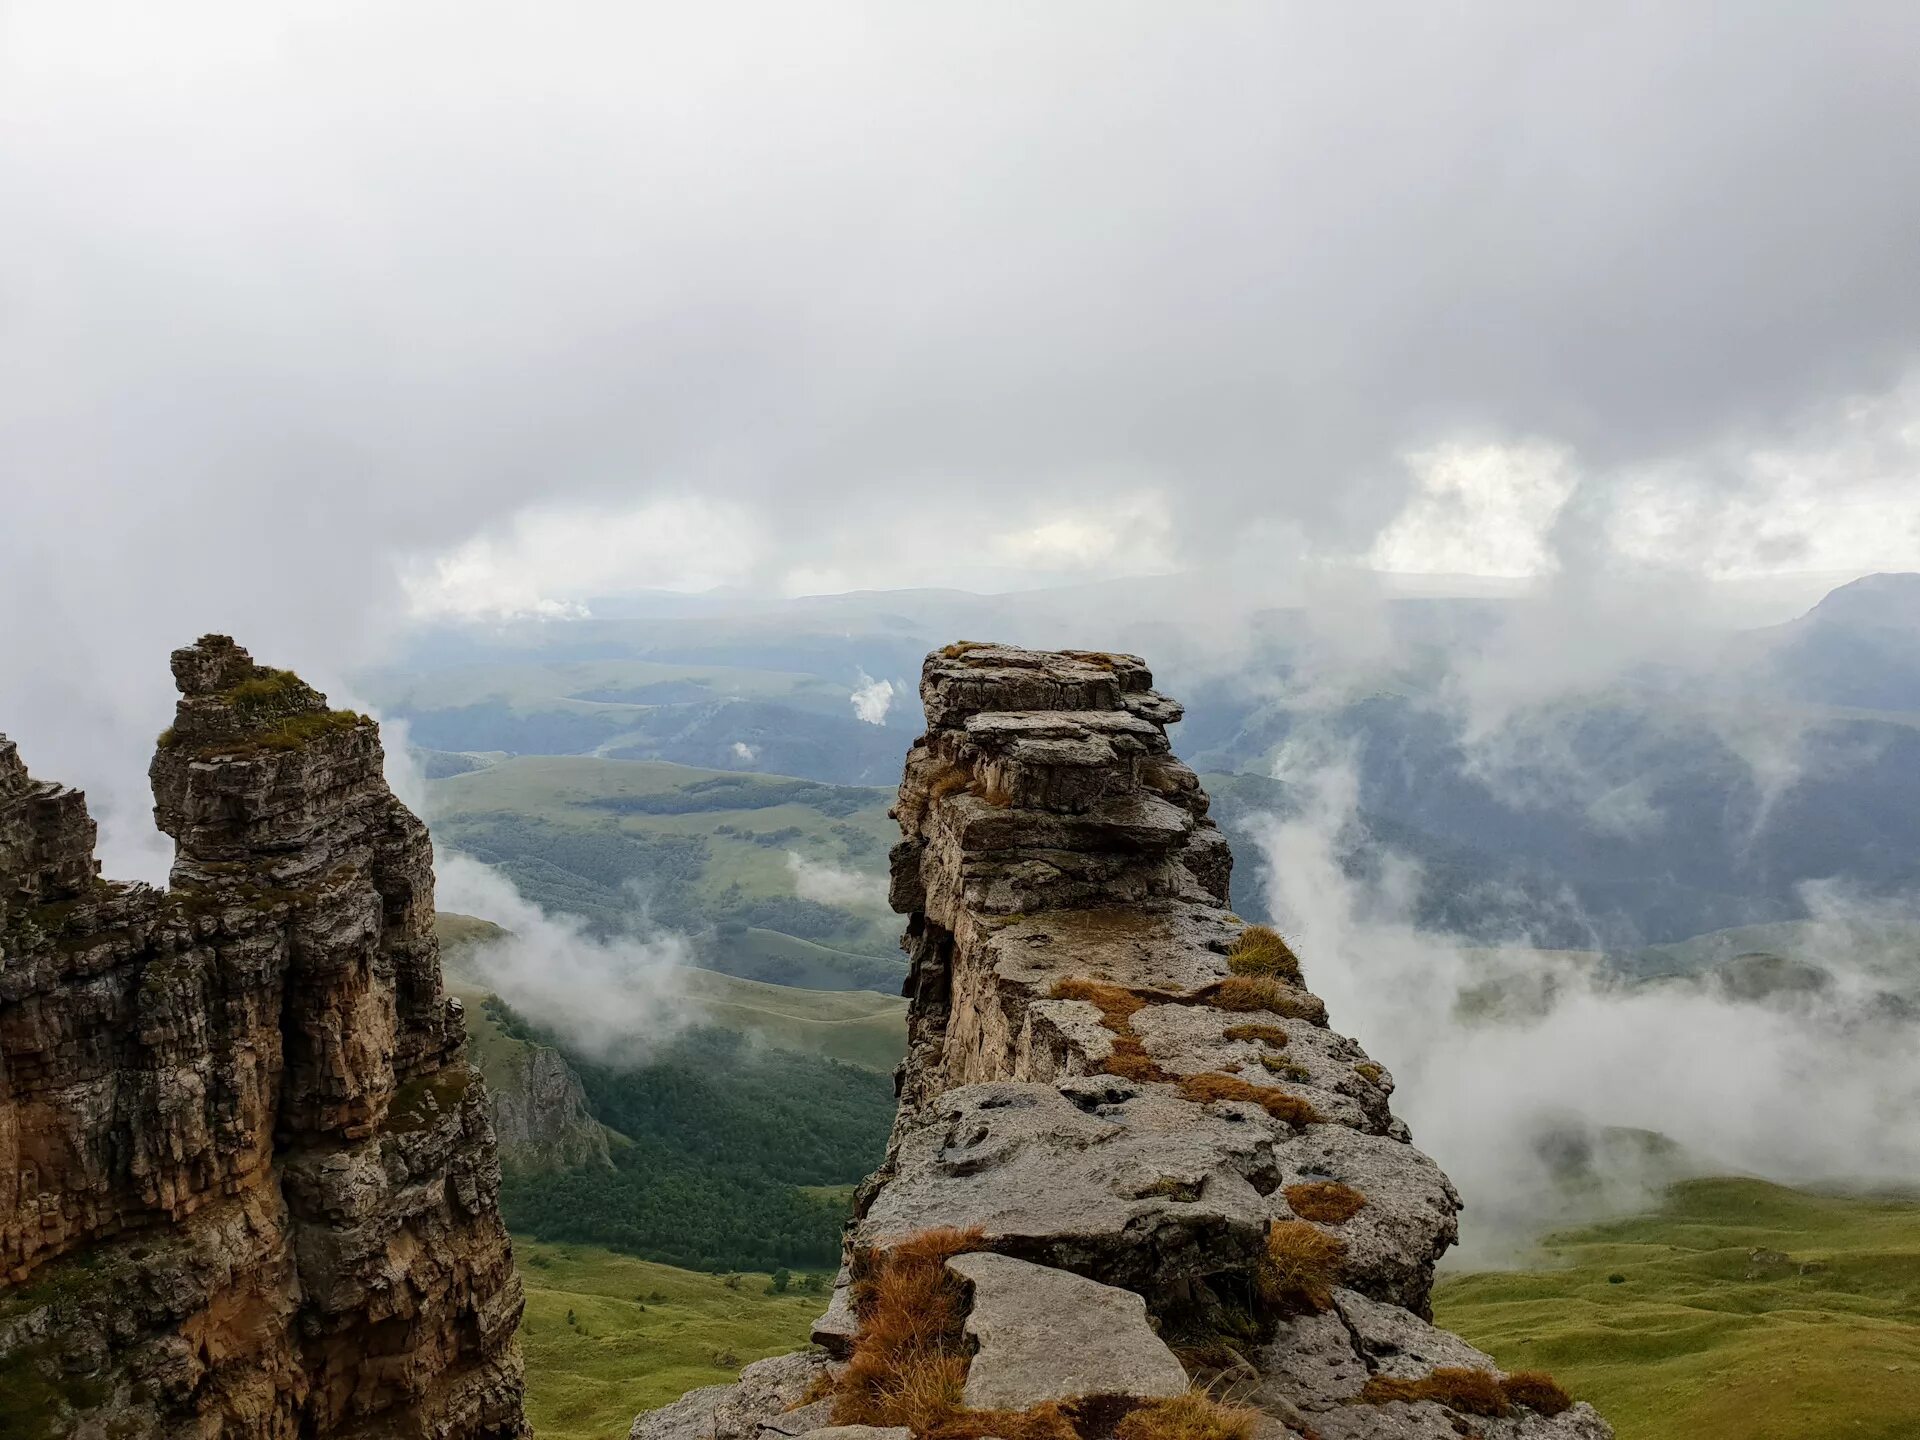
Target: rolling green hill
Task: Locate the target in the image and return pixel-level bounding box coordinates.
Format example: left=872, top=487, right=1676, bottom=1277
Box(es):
left=1436, top=1178, right=1920, bottom=1440
left=658, top=964, right=905, bottom=1072
left=513, top=1240, right=826, bottom=1440
left=362, top=654, right=912, bottom=785
left=427, top=756, right=903, bottom=982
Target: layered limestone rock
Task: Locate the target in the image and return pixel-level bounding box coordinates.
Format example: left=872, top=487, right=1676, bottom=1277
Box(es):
left=0, top=636, right=526, bottom=1439
left=633, top=645, right=1609, bottom=1440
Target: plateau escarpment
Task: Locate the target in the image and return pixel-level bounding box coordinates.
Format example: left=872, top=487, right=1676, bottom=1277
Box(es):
left=634, top=645, right=1610, bottom=1440
left=0, top=637, right=526, bottom=1438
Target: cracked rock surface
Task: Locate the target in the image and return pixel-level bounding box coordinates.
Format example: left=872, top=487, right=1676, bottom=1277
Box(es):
left=948, top=1251, right=1188, bottom=1409
left=632, top=645, right=1610, bottom=1440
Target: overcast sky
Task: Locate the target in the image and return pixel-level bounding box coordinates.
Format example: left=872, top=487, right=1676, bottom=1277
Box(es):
left=3, top=2, right=1919, bottom=839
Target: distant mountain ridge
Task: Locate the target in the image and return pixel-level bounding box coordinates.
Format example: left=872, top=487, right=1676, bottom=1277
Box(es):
left=385, top=574, right=1920, bottom=954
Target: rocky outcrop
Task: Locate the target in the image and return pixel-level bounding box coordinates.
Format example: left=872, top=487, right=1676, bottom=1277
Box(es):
left=478, top=1026, right=612, bottom=1174
left=0, top=636, right=527, bottom=1439
left=632, top=645, right=1609, bottom=1440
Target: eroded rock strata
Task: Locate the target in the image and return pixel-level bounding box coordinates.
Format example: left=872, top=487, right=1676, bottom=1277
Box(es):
left=634, top=645, right=1609, bottom=1440
left=0, top=636, right=526, bottom=1439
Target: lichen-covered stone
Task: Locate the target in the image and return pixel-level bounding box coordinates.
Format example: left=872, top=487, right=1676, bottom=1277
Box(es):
left=0, top=635, right=527, bottom=1438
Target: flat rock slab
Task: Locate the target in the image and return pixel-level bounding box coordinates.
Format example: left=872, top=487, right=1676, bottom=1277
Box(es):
left=856, top=1080, right=1284, bottom=1293
left=947, top=1252, right=1188, bottom=1409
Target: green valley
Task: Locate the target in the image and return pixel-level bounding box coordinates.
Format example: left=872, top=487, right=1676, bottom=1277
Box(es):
left=486, top=999, right=893, bottom=1272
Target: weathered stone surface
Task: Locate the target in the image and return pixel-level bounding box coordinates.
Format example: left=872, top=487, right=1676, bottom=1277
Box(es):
left=947, top=1251, right=1188, bottom=1408
left=810, top=1266, right=858, bottom=1357
left=629, top=1384, right=735, bottom=1440
left=0, top=636, right=526, bottom=1438
left=634, top=644, right=1608, bottom=1440
left=488, top=1037, right=613, bottom=1172
left=632, top=1351, right=836, bottom=1440
left=856, top=1079, right=1281, bottom=1292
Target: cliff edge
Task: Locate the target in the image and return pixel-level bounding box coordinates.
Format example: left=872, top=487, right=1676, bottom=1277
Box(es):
left=0, top=636, right=527, bottom=1439
left=634, top=645, right=1609, bottom=1440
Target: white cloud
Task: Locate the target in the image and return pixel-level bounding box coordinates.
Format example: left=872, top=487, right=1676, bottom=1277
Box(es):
left=731, top=741, right=759, bottom=761
left=401, top=497, right=765, bottom=621
left=434, top=850, right=695, bottom=1062
left=785, top=851, right=884, bottom=910
left=1250, top=739, right=1920, bottom=1263
left=850, top=670, right=895, bottom=725
left=987, top=491, right=1178, bottom=578
left=1370, top=441, right=1576, bottom=578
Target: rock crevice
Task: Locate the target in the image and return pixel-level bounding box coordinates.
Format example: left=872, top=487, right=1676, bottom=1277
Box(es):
left=0, top=635, right=526, bottom=1439
left=635, top=645, right=1609, bottom=1440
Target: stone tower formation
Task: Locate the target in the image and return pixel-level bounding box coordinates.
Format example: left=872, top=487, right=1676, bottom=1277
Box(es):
left=635, top=645, right=1610, bottom=1440
left=0, top=637, right=526, bottom=1438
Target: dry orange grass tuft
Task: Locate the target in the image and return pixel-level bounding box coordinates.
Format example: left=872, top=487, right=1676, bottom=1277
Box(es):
left=1226, top=926, right=1304, bottom=985
left=1353, top=1061, right=1385, bottom=1086
left=1051, top=979, right=1172, bottom=1084
left=1355, top=1366, right=1570, bottom=1418
left=1499, top=1372, right=1574, bottom=1416
left=1260, top=1220, right=1347, bottom=1314
left=1060, top=649, right=1122, bottom=671
left=1050, top=978, right=1147, bottom=1023
left=1357, top=1367, right=1510, bottom=1417
left=1205, top=977, right=1327, bottom=1023
left=928, top=765, right=974, bottom=801
left=1283, top=1181, right=1367, bottom=1225
left=835, top=1227, right=986, bottom=1432
left=1178, top=1073, right=1320, bottom=1128
left=1113, top=1393, right=1260, bottom=1440
left=1221, top=1023, right=1287, bottom=1046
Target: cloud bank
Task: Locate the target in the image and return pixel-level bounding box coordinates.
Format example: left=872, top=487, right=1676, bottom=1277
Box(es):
left=3, top=5, right=1918, bottom=915
left=1249, top=736, right=1920, bottom=1264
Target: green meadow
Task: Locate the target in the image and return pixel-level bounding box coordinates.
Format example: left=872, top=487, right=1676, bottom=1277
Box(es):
left=512, top=1240, right=824, bottom=1440
left=1436, top=1178, right=1920, bottom=1440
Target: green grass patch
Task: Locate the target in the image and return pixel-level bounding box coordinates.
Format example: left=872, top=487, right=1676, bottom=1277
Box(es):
left=1435, top=1178, right=1920, bottom=1440
left=513, top=1238, right=829, bottom=1440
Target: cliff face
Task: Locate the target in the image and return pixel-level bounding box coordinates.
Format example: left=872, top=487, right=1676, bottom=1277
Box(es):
left=635, top=646, right=1610, bottom=1440
left=0, top=637, right=526, bottom=1439
left=472, top=1023, right=611, bottom=1176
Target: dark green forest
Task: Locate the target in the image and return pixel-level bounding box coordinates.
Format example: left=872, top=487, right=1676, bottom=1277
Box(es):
left=490, top=1000, right=893, bottom=1270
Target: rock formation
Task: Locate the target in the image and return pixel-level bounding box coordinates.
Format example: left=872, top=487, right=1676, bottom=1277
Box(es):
left=0, top=637, right=527, bottom=1439
left=633, top=645, right=1610, bottom=1440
